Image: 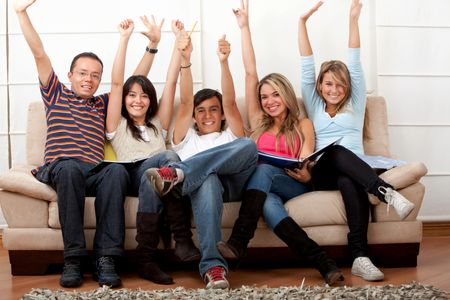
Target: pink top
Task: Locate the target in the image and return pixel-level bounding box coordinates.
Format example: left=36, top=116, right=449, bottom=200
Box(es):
left=257, top=132, right=301, bottom=158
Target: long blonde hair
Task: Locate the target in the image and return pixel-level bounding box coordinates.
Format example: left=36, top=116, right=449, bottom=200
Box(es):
left=316, top=60, right=352, bottom=113
left=251, top=73, right=305, bottom=157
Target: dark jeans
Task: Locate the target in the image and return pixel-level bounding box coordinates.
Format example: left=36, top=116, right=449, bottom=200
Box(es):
left=311, top=145, right=389, bottom=259
left=37, top=158, right=129, bottom=259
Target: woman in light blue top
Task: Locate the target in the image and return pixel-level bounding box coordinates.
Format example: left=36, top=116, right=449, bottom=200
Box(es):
left=298, top=0, right=415, bottom=282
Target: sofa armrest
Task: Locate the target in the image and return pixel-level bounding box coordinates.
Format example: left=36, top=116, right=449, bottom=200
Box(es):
left=0, top=165, right=57, bottom=202
left=379, top=161, right=428, bottom=190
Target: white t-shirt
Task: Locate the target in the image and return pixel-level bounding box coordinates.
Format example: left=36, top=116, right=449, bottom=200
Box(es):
left=172, top=127, right=237, bottom=160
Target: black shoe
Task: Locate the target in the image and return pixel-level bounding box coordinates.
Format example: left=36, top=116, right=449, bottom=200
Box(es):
left=60, top=258, right=83, bottom=287
left=324, top=267, right=344, bottom=286
left=174, top=239, right=201, bottom=262
left=138, top=262, right=174, bottom=284
left=95, top=256, right=122, bottom=288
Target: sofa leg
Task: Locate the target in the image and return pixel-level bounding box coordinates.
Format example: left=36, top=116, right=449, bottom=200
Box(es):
left=9, top=250, right=63, bottom=275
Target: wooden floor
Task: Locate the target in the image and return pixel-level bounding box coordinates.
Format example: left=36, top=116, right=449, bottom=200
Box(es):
left=1, top=236, right=449, bottom=299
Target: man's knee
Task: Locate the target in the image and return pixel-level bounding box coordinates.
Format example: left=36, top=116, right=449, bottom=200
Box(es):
left=237, top=138, right=257, bottom=158
left=162, top=150, right=180, bottom=163
left=52, top=159, right=84, bottom=181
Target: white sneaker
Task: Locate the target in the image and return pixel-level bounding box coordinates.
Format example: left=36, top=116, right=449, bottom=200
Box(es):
left=378, top=186, right=415, bottom=220
left=351, top=257, right=384, bottom=281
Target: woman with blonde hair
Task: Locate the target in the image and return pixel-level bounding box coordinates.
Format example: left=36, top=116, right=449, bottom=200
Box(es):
left=298, top=0, right=415, bottom=281
left=217, top=0, right=343, bottom=286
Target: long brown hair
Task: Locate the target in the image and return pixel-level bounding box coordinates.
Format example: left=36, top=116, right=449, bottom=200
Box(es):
left=251, top=73, right=305, bottom=157
left=121, top=75, right=158, bottom=141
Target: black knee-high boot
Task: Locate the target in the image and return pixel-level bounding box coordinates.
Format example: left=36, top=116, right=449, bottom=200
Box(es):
left=135, top=212, right=173, bottom=284
left=164, top=189, right=201, bottom=262
left=217, top=189, right=266, bottom=260
left=273, top=217, right=343, bottom=285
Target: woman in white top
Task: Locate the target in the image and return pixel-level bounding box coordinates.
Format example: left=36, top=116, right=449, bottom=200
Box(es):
left=106, top=17, right=199, bottom=285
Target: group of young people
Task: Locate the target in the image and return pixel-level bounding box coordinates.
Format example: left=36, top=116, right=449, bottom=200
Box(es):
left=15, top=0, right=415, bottom=290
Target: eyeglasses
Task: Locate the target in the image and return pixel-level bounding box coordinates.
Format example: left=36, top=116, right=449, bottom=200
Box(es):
left=73, top=71, right=101, bottom=81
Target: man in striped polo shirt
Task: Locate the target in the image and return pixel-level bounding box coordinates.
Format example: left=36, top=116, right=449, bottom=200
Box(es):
left=15, top=0, right=129, bottom=288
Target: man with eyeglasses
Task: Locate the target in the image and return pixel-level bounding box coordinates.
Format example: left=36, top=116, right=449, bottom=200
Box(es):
left=14, top=0, right=131, bottom=288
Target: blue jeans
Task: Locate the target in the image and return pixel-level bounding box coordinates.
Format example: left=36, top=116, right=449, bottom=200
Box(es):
left=246, top=163, right=310, bottom=229
left=43, top=158, right=129, bottom=259
left=127, top=150, right=180, bottom=213
left=171, top=138, right=258, bottom=277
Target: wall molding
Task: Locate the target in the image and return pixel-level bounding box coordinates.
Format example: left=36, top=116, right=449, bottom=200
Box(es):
left=423, top=221, right=450, bottom=237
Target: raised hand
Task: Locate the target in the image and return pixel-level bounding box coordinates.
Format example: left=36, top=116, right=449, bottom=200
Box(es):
left=118, top=19, right=134, bottom=38
left=233, top=0, right=249, bottom=29
left=177, top=30, right=192, bottom=59
left=300, top=1, right=323, bottom=23
left=171, top=19, right=185, bottom=36
left=350, top=0, right=363, bottom=20
left=140, top=15, right=164, bottom=44
left=217, top=35, right=231, bottom=62
left=14, top=0, right=36, bottom=13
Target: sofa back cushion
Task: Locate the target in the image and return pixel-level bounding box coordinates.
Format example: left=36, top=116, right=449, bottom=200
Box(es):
left=27, top=102, right=47, bottom=166
left=26, top=96, right=390, bottom=166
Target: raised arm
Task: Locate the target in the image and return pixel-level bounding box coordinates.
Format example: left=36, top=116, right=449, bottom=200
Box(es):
left=349, top=0, right=362, bottom=48
left=217, top=35, right=245, bottom=137
left=133, top=15, right=164, bottom=76
left=233, top=0, right=261, bottom=130
left=106, top=19, right=134, bottom=134
left=172, top=30, right=193, bottom=144
left=14, top=0, right=52, bottom=86
left=157, top=20, right=184, bottom=131
left=298, top=1, right=323, bottom=57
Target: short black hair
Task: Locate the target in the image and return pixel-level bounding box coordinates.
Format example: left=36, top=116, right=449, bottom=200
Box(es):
left=69, top=52, right=104, bottom=72
left=193, top=88, right=226, bottom=131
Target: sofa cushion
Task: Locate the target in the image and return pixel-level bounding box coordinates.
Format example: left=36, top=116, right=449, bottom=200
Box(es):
left=0, top=165, right=57, bottom=202
left=285, top=191, right=349, bottom=227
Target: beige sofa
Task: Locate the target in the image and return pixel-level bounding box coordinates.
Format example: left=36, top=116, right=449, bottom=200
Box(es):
left=0, top=96, right=427, bottom=275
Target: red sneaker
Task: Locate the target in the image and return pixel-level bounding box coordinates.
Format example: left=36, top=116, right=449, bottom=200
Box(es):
left=204, top=266, right=229, bottom=289
left=145, top=167, right=178, bottom=196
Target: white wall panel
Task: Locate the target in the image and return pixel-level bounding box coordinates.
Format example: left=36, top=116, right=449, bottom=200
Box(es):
left=378, top=77, right=450, bottom=125
left=0, top=136, right=9, bottom=172
left=418, top=176, right=450, bottom=221
left=9, top=134, right=26, bottom=166
left=201, top=0, right=376, bottom=97
left=1, top=0, right=7, bottom=226
left=0, top=0, right=6, bottom=33
left=389, top=127, right=450, bottom=174
left=8, top=32, right=203, bottom=85
left=376, top=0, right=450, bottom=27
left=376, top=27, right=450, bottom=75
left=8, top=0, right=201, bottom=34
left=0, top=86, right=7, bottom=134
left=0, top=35, right=6, bottom=84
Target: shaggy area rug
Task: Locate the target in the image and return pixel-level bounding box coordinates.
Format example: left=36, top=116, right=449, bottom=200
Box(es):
left=21, top=283, right=448, bottom=299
